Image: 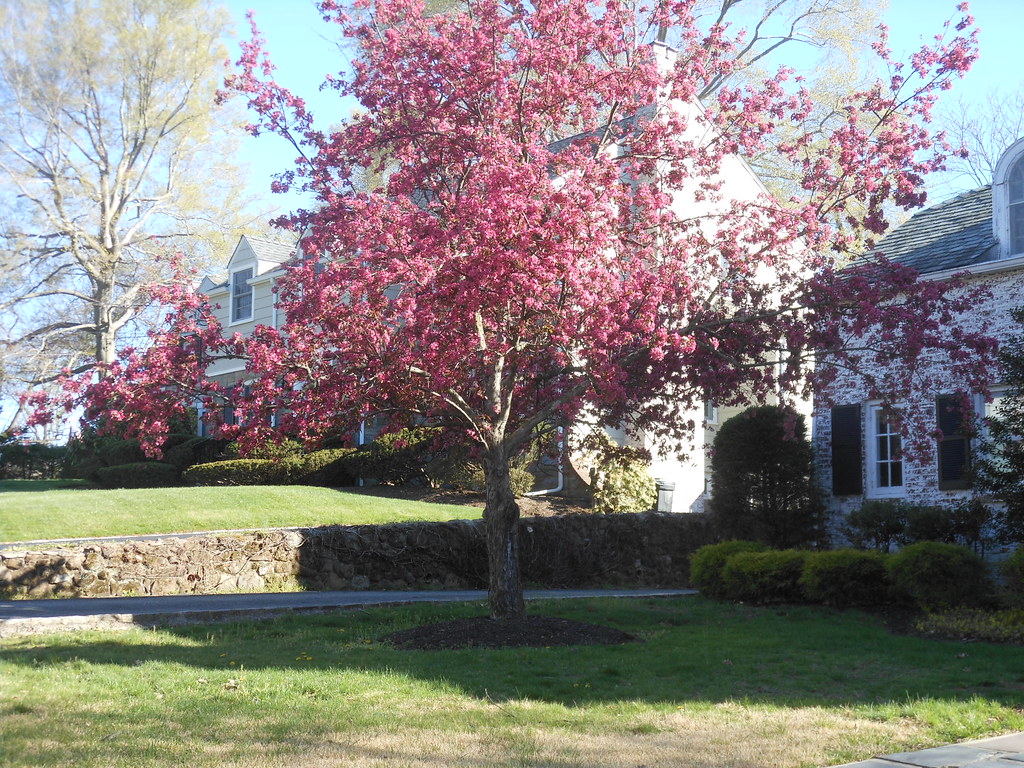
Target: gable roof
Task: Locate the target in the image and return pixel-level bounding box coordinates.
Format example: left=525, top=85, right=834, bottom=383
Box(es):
left=245, top=236, right=295, bottom=265
left=869, top=186, right=997, bottom=274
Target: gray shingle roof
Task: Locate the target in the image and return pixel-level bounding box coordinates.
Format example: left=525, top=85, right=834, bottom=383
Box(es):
left=247, top=236, right=295, bottom=264
left=869, top=186, right=997, bottom=274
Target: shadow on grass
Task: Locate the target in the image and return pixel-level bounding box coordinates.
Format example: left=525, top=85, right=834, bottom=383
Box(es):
left=3, top=596, right=1024, bottom=712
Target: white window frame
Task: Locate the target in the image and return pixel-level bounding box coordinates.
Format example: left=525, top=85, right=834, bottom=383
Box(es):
left=1009, top=157, right=1024, bottom=257
left=230, top=266, right=254, bottom=325
left=865, top=403, right=905, bottom=499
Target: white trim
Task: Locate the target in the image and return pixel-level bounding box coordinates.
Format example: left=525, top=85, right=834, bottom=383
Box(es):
left=865, top=402, right=905, bottom=499
left=993, top=136, right=1024, bottom=260
left=922, top=251, right=1024, bottom=282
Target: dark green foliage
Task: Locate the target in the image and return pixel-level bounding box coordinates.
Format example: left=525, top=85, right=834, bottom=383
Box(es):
left=844, top=499, right=997, bottom=552
left=902, top=503, right=956, bottom=544
left=708, top=406, right=826, bottom=548
left=842, top=500, right=907, bottom=551
left=689, top=540, right=768, bottom=598
left=467, top=466, right=535, bottom=497
left=887, top=542, right=992, bottom=609
left=976, top=306, right=1024, bottom=544
left=182, top=459, right=290, bottom=486
left=719, top=549, right=808, bottom=604
left=162, top=436, right=212, bottom=472
left=799, top=549, right=890, bottom=607
left=0, top=440, right=69, bottom=480
left=95, top=462, right=179, bottom=489
left=1000, top=548, right=1024, bottom=608
left=286, top=448, right=358, bottom=487
left=356, top=427, right=442, bottom=486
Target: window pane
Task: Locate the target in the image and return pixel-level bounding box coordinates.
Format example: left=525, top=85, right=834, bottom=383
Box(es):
left=1010, top=160, right=1024, bottom=202
left=1011, top=202, right=1024, bottom=255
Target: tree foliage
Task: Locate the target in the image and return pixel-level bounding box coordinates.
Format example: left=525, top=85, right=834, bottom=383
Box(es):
left=0, top=0, right=257, bottom=432
left=708, top=406, right=826, bottom=548
left=30, top=0, right=995, bottom=619
left=976, top=306, right=1024, bottom=543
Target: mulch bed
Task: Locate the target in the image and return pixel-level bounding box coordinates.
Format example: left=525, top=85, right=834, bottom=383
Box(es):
left=381, top=614, right=641, bottom=650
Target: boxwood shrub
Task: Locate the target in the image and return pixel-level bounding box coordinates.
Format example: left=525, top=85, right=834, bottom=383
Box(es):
left=285, top=448, right=358, bottom=487
left=96, top=462, right=179, bottom=489
left=689, top=540, right=768, bottom=598
left=1000, top=547, right=1024, bottom=608
left=800, top=549, right=890, bottom=607
left=182, top=459, right=289, bottom=486
left=887, top=541, right=992, bottom=609
left=720, top=549, right=808, bottom=604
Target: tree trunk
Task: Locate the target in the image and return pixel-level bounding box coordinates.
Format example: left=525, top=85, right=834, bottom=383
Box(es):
left=483, top=445, right=525, bottom=620
left=93, top=277, right=117, bottom=369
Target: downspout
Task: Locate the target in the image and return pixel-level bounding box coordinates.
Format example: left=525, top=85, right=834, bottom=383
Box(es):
left=524, top=428, right=564, bottom=496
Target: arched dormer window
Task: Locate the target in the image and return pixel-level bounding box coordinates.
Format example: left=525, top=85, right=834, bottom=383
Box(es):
left=1010, top=156, right=1024, bottom=256
left=994, top=137, right=1024, bottom=259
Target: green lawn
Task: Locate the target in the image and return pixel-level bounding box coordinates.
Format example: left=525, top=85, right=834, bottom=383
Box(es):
left=1, top=596, right=1021, bottom=767
left=0, top=483, right=480, bottom=542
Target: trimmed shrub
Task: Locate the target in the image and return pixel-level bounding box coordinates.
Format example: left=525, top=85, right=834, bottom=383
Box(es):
left=902, top=503, right=956, bottom=545
left=591, top=440, right=656, bottom=514
left=182, top=459, right=289, bottom=486
left=842, top=500, right=907, bottom=552
left=162, top=436, right=211, bottom=473
left=720, top=549, right=808, bottom=604
left=800, top=549, right=890, bottom=607
left=887, top=542, right=992, bottom=610
left=916, top=607, right=1024, bottom=644
left=357, top=427, right=440, bottom=485
left=285, top=448, right=359, bottom=487
left=1000, top=548, right=1024, bottom=608
left=96, top=462, right=179, bottom=489
left=708, top=406, right=826, bottom=548
left=689, top=540, right=768, bottom=598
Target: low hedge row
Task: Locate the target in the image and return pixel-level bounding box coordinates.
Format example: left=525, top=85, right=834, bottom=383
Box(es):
left=691, top=540, right=997, bottom=610
left=181, top=448, right=358, bottom=487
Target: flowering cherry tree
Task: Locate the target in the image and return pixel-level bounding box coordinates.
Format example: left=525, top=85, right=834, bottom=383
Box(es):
left=34, top=0, right=995, bottom=619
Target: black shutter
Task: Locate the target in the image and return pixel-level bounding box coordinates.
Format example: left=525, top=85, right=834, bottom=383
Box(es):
left=831, top=404, right=863, bottom=495
left=937, top=395, right=971, bottom=490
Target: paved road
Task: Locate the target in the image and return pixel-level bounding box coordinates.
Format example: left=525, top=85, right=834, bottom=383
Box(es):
left=0, top=588, right=696, bottom=637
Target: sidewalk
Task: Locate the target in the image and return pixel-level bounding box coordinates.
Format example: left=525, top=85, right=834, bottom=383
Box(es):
left=0, top=587, right=696, bottom=637
left=832, top=733, right=1024, bottom=768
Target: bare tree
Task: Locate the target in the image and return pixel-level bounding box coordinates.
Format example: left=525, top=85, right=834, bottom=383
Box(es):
left=0, top=0, right=258, bottom=422
left=933, top=84, right=1024, bottom=193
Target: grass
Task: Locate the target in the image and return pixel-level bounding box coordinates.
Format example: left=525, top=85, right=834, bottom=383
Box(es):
left=2, top=596, right=1022, bottom=767
left=0, top=483, right=480, bottom=542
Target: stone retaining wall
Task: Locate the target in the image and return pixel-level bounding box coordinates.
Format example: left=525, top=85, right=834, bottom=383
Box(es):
left=0, top=512, right=714, bottom=599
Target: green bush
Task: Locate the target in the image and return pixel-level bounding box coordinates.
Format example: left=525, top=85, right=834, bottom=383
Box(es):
left=590, top=439, right=656, bottom=514
left=285, top=448, right=358, bottom=487
left=1000, top=548, right=1024, bottom=608
left=162, top=436, right=211, bottom=472
left=842, top=500, right=907, bottom=552
left=902, top=503, right=956, bottom=545
left=800, top=549, right=890, bottom=607
left=708, top=406, right=825, bottom=548
left=689, top=540, right=768, bottom=599
left=887, top=542, right=992, bottom=610
left=95, top=462, right=179, bottom=489
left=720, top=549, right=808, bottom=604
left=357, top=427, right=441, bottom=486
left=182, top=459, right=289, bottom=486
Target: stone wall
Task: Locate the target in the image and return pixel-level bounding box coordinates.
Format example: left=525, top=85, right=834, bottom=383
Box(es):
left=0, top=512, right=714, bottom=599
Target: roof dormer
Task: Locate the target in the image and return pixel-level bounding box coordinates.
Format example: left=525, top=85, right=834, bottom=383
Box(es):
left=992, top=136, right=1024, bottom=259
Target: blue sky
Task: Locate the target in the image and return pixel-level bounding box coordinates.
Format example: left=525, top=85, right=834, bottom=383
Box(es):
left=222, top=0, right=1022, bottom=222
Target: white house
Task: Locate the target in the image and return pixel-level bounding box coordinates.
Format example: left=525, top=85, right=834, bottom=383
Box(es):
left=814, top=137, right=1024, bottom=517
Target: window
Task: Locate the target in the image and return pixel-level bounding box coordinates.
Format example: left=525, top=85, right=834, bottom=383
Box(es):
left=867, top=405, right=903, bottom=497
left=231, top=267, right=254, bottom=323
left=1011, top=157, right=1024, bottom=256
left=830, top=404, right=863, bottom=495
left=936, top=395, right=971, bottom=490
left=703, top=401, right=719, bottom=425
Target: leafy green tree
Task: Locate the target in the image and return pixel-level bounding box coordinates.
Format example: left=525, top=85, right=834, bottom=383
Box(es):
left=976, top=307, right=1024, bottom=543
left=708, top=406, right=826, bottom=548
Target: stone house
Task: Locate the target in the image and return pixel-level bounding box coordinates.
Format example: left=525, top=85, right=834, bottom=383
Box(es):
left=814, top=137, right=1024, bottom=518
